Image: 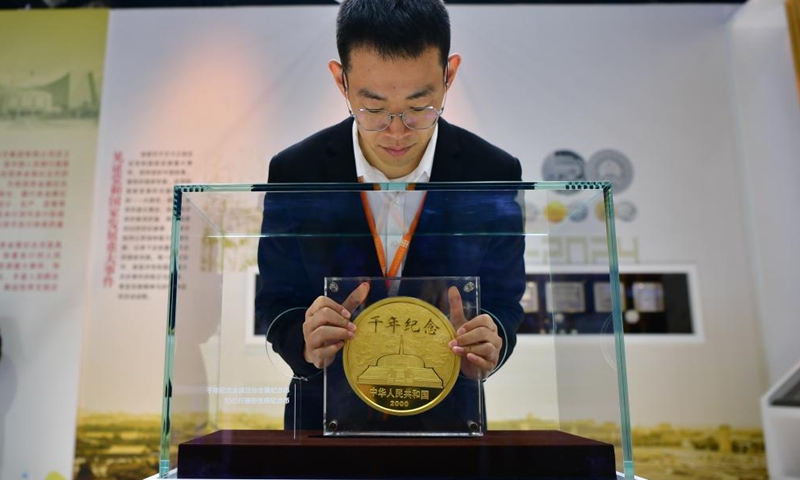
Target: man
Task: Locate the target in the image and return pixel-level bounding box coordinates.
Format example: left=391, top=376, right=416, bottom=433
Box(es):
left=255, top=0, right=525, bottom=431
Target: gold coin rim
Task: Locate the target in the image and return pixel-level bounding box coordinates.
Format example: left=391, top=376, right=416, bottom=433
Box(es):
left=342, top=296, right=461, bottom=416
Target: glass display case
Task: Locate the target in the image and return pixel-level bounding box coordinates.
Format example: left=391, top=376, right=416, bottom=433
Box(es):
left=159, top=181, right=634, bottom=479
left=761, top=361, right=800, bottom=480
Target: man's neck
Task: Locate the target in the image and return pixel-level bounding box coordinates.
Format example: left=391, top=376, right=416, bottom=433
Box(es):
left=366, top=158, right=420, bottom=180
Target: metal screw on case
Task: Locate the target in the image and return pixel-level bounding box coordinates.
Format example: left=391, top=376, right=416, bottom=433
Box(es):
left=464, top=282, right=475, bottom=293
left=328, top=420, right=338, bottom=432
left=329, top=282, right=339, bottom=293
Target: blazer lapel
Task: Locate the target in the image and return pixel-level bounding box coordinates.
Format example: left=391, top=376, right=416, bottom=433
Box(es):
left=429, top=118, right=463, bottom=182
left=323, top=118, right=359, bottom=183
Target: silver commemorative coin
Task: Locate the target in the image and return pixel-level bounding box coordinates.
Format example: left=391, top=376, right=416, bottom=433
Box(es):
left=520, top=281, right=539, bottom=313
left=587, top=149, right=634, bottom=194
left=615, top=200, right=637, bottom=222
left=542, top=150, right=586, bottom=195
left=567, top=201, right=589, bottom=222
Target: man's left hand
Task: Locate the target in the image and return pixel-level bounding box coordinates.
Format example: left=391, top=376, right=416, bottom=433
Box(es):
left=446, top=286, right=502, bottom=380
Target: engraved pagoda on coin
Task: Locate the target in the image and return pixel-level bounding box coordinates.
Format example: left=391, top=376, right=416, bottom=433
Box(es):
left=357, top=336, right=444, bottom=389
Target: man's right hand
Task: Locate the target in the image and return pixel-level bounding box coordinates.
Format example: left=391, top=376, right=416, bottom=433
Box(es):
left=302, top=282, right=370, bottom=369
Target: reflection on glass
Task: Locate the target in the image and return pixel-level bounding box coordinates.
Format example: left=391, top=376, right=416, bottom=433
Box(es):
left=520, top=281, right=539, bottom=313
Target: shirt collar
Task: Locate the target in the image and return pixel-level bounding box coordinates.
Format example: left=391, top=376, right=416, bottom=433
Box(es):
left=353, top=120, right=437, bottom=184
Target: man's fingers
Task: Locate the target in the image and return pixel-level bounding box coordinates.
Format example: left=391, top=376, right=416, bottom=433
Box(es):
left=307, top=296, right=350, bottom=318
left=447, top=312, right=503, bottom=377
left=454, top=314, right=496, bottom=336
left=307, top=324, right=355, bottom=348
left=303, top=286, right=369, bottom=369
left=305, top=323, right=353, bottom=368
left=307, top=296, right=354, bottom=329
left=307, top=307, right=355, bottom=331
left=464, top=352, right=494, bottom=376
left=451, top=341, right=496, bottom=359
left=443, top=308, right=501, bottom=381
left=342, top=282, right=370, bottom=315
left=311, top=342, right=345, bottom=369
left=451, top=324, right=501, bottom=350
left=447, top=285, right=467, bottom=329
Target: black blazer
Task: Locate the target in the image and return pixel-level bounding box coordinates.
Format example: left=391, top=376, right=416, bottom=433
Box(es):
left=256, top=118, right=525, bottom=431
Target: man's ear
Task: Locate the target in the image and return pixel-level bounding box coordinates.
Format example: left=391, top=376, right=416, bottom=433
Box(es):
left=329, top=60, right=346, bottom=96
left=445, top=53, right=462, bottom=90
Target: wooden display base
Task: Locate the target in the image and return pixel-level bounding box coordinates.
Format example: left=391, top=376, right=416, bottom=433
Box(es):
left=178, top=430, right=616, bottom=479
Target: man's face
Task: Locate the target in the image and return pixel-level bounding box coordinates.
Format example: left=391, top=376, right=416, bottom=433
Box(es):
left=330, top=47, right=460, bottom=179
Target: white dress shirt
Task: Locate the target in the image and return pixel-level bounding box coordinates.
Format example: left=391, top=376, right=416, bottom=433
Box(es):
left=352, top=120, right=438, bottom=281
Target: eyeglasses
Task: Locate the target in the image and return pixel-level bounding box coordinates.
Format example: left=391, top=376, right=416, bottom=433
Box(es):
left=342, top=70, right=448, bottom=132
left=350, top=102, right=445, bottom=132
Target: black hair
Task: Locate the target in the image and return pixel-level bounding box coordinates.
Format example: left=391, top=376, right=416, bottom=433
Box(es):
left=336, top=0, right=451, bottom=72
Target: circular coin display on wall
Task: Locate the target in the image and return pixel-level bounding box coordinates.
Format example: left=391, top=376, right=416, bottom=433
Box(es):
left=586, top=149, right=634, bottom=194
left=542, top=150, right=586, bottom=195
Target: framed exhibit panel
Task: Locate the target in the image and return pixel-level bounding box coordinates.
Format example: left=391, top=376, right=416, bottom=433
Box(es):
left=517, top=264, right=704, bottom=341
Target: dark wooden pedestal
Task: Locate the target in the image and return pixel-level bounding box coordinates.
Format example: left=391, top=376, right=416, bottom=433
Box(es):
left=178, top=430, right=616, bottom=479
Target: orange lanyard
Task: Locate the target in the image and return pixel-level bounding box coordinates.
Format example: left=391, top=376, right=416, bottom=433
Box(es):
left=359, top=184, right=426, bottom=278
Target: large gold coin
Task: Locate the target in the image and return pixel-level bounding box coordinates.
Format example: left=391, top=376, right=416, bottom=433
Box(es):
left=343, top=296, right=460, bottom=416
